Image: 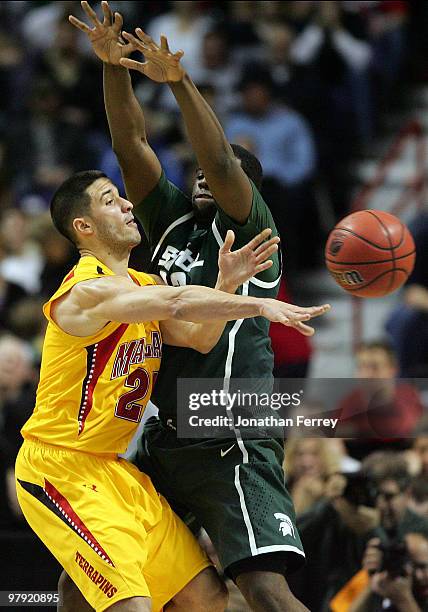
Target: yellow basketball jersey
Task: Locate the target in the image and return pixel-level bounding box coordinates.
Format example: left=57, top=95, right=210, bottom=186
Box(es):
left=22, top=256, right=162, bottom=455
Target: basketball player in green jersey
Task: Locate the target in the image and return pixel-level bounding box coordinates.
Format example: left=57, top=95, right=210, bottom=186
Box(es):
left=67, top=3, right=329, bottom=610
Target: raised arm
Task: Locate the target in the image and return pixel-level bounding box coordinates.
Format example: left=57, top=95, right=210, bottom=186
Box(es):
left=120, top=30, right=253, bottom=223
left=69, top=1, right=161, bottom=204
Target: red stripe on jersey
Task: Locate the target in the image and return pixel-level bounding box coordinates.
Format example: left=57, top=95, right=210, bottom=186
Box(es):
left=63, top=270, right=75, bottom=283
left=44, top=479, right=115, bottom=566
left=78, top=323, right=129, bottom=434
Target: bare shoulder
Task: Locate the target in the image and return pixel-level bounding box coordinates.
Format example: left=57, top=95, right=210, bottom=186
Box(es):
left=71, top=276, right=134, bottom=307
left=51, top=276, right=134, bottom=337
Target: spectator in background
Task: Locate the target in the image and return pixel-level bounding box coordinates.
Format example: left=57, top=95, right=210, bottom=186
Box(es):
left=147, top=1, right=214, bottom=76
left=284, top=438, right=341, bottom=515
left=335, top=340, right=423, bottom=442
left=289, top=452, right=428, bottom=611
left=226, top=69, right=319, bottom=271
left=386, top=211, right=428, bottom=377
left=32, top=13, right=104, bottom=132
left=191, top=28, right=241, bottom=117
left=0, top=242, right=28, bottom=331
left=0, top=334, right=36, bottom=529
left=348, top=533, right=428, bottom=612
left=6, top=77, right=98, bottom=206
left=30, top=213, right=75, bottom=299
left=288, top=0, right=373, bottom=146
left=0, top=29, right=29, bottom=121
left=0, top=209, right=43, bottom=294
left=371, top=454, right=428, bottom=541
left=21, top=1, right=85, bottom=53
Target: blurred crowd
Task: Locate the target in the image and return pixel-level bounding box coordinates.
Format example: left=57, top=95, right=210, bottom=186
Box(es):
left=1, top=1, right=428, bottom=610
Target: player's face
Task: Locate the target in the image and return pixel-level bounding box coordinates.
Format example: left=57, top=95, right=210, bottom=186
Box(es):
left=86, top=178, right=141, bottom=249
left=191, top=168, right=216, bottom=222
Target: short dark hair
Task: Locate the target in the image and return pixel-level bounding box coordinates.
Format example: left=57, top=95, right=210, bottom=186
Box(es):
left=50, top=170, right=107, bottom=244
left=231, top=143, right=263, bottom=189
left=365, top=452, right=412, bottom=491
left=356, top=339, right=397, bottom=364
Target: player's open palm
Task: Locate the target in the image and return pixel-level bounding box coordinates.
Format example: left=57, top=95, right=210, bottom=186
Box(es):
left=218, top=229, right=279, bottom=290
left=120, top=29, right=185, bottom=82
left=69, top=1, right=133, bottom=65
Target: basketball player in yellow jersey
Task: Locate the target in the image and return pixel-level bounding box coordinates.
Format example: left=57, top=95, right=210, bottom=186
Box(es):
left=15, top=170, right=329, bottom=612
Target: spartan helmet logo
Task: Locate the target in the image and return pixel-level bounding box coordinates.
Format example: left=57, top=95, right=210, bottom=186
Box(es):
left=274, top=513, right=295, bottom=538
left=329, top=238, right=344, bottom=256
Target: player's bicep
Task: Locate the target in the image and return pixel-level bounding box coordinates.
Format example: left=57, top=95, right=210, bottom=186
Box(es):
left=116, top=140, right=162, bottom=205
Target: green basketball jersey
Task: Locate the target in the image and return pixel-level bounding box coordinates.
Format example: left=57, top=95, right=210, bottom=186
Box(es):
left=137, top=172, right=281, bottom=420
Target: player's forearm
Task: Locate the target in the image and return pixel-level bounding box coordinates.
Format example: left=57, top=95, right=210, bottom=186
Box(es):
left=106, top=283, right=263, bottom=324
left=169, top=73, right=235, bottom=175
left=103, top=63, right=147, bottom=150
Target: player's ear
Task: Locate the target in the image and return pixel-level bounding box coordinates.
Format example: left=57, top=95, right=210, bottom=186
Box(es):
left=73, top=217, right=93, bottom=237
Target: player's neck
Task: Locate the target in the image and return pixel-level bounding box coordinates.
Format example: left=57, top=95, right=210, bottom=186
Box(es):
left=79, top=246, right=130, bottom=277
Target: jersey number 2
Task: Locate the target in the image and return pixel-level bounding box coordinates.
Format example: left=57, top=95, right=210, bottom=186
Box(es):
left=115, top=368, right=151, bottom=423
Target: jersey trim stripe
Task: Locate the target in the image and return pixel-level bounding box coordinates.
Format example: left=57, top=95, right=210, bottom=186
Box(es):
left=212, top=219, right=280, bottom=288
left=249, top=274, right=281, bottom=288
left=78, top=324, right=129, bottom=434
left=17, top=478, right=115, bottom=566
left=151, top=211, right=194, bottom=262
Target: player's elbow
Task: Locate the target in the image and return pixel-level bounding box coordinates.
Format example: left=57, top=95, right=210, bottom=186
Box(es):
left=194, top=338, right=216, bottom=354
left=112, top=135, right=147, bottom=161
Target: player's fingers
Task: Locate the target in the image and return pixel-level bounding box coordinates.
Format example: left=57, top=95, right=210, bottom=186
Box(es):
left=119, top=57, right=147, bottom=73
left=135, top=27, right=156, bottom=48
left=288, top=303, right=331, bottom=317
left=160, top=34, right=170, bottom=52
left=122, top=31, right=147, bottom=51
left=285, top=312, right=311, bottom=322
left=291, top=321, right=315, bottom=336
left=277, top=314, right=290, bottom=325
left=101, top=1, right=112, bottom=25
left=303, top=304, right=331, bottom=318
left=113, top=11, right=123, bottom=33
left=255, top=260, right=273, bottom=273
left=69, top=15, right=92, bottom=34
left=221, top=230, right=235, bottom=253
left=255, top=244, right=278, bottom=265
left=81, top=1, right=100, bottom=26
left=244, top=228, right=272, bottom=252
left=174, top=49, right=184, bottom=60
left=255, top=241, right=278, bottom=260
left=253, top=235, right=279, bottom=257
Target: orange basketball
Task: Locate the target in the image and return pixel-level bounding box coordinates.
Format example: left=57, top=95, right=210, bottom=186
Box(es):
left=325, top=210, right=416, bottom=298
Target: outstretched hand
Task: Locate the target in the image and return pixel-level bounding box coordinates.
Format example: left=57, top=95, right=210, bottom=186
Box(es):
left=218, top=228, right=280, bottom=292
left=119, top=29, right=185, bottom=83
left=260, top=300, right=330, bottom=337
left=69, top=0, right=133, bottom=65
